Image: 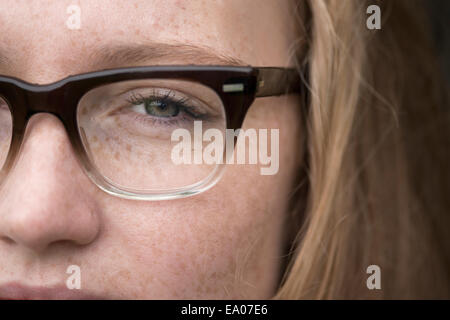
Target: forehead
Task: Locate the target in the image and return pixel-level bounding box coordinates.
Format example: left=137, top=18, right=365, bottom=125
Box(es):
left=0, top=0, right=297, bottom=83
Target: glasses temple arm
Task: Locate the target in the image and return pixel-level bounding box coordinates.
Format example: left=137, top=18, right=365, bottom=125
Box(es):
left=255, top=67, right=305, bottom=97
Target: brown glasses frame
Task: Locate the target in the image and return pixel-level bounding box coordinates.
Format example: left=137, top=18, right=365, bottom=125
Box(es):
left=0, top=65, right=303, bottom=200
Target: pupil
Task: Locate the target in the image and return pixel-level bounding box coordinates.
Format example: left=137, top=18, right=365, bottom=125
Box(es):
left=145, top=100, right=179, bottom=117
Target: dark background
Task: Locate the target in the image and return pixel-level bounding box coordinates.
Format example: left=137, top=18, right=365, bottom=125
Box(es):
left=427, top=0, right=450, bottom=84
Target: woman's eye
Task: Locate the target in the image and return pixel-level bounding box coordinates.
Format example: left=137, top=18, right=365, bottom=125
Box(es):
left=143, top=99, right=180, bottom=118
left=126, top=91, right=198, bottom=121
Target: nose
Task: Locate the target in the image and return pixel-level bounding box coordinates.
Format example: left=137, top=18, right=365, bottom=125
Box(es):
left=0, top=113, right=101, bottom=253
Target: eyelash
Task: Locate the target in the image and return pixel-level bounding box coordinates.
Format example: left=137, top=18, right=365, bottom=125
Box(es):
left=125, top=90, right=207, bottom=121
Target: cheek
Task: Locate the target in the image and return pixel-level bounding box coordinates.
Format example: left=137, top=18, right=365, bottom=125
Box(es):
left=100, top=192, right=285, bottom=299
left=93, top=96, right=302, bottom=298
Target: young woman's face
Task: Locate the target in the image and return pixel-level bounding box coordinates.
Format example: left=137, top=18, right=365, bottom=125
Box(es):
left=0, top=0, right=303, bottom=299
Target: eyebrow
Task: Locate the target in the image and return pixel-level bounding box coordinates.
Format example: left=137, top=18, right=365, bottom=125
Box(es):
left=87, top=42, right=249, bottom=70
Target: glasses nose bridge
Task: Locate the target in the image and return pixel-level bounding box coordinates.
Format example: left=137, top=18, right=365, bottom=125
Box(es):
left=25, top=88, right=64, bottom=120
left=0, top=86, right=74, bottom=180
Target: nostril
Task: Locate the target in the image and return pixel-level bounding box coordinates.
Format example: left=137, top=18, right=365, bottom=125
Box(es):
left=0, top=235, right=15, bottom=245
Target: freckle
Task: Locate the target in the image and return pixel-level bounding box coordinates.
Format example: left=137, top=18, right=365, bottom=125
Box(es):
left=152, top=22, right=161, bottom=30
left=117, top=269, right=131, bottom=281
left=92, top=135, right=98, bottom=143
left=114, top=151, right=120, bottom=161
left=126, top=144, right=132, bottom=152
left=205, top=285, right=213, bottom=294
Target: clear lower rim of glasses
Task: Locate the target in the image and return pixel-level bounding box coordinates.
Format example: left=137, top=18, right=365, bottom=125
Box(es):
left=82, top=162, right=226, bottom=201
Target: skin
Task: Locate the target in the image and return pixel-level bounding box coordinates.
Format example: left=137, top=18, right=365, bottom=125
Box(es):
left=0, top=0, right=303, bottom=299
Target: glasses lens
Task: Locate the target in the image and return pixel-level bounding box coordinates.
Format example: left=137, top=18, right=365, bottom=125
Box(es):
left=77, top=79, right=226, bottom=192
left=0, top=97, right=12, bottom=171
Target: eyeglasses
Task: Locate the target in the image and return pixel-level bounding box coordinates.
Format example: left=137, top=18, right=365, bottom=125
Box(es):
left=0, top=65, right=303, bottom=200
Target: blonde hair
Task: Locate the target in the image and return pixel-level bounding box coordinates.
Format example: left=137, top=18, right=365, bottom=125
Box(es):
left=277, top=0, right=450, bottom=299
